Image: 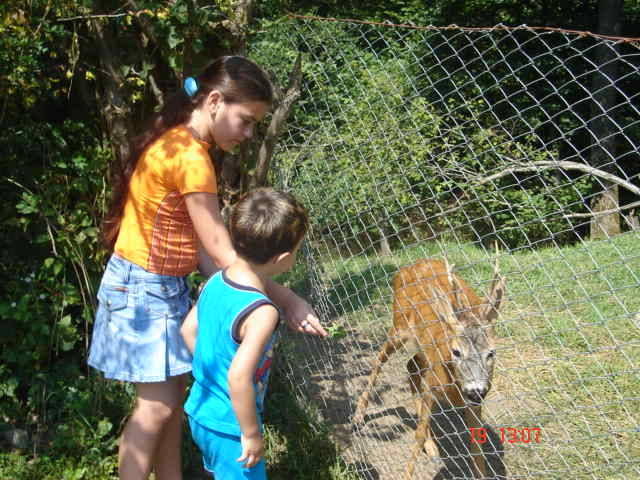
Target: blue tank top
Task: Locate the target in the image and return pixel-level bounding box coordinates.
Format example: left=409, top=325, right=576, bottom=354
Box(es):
left=184, top=270, right=280, bottom=436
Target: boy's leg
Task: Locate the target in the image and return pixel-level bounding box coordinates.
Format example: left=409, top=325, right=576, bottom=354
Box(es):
left=189, top=421, right=267, bottom=480
left=119, top=375, right=185, bottom=480
left=213, top=431, right=267, bottom=480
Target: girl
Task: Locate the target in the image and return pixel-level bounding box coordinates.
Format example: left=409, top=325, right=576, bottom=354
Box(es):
left=88, top=56, right=326, bottom=480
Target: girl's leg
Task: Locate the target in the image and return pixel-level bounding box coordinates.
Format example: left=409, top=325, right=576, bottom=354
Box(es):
left=152, top=375, right=187, bottom=480
left=119, top=375, right=185, bottom=480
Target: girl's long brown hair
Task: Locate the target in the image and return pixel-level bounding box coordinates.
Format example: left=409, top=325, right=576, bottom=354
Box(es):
left=101, top=56, right=273, bottom=250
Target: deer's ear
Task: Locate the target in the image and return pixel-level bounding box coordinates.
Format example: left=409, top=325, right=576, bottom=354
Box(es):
left=482, top=274, right=506, bottom=322
left=451, top=273, right=474, bottom=313
left=444, top=258, right=472, bottom=313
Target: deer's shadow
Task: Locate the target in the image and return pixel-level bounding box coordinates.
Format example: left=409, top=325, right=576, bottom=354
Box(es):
left=356, top=402, right=506, bottom=479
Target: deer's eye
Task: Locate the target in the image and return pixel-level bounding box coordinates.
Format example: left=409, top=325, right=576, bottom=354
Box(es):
left=452, top=349, right=461, bottom=358
left=487, top=350, right=496, bottom=359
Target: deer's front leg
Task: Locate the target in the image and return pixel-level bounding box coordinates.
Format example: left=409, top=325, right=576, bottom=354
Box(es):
left=404, top=392, right=438, bottom=480
left=405, top=357, right=439, bottom=480
left=407, top=353, right=425, bottom=418
left=465, top=405, right=488, bottom=479
left=353, top=330, right=401, bottom=423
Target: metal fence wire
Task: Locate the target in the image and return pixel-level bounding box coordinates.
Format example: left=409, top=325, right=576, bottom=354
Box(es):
left=254, top=15, right=640, bottom=480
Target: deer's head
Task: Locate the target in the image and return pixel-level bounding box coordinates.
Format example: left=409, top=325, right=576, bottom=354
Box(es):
left=430, top=258, right=505, bottom=404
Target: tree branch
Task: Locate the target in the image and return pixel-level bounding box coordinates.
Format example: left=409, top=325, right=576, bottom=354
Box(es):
left=148, top=73, right=164, bottom=106
left=251, top=53, right=303, bottom=188
left=563, top=200, right=640, bottom=218
left=222, top=0, right=254, bottom=54
left=477, top=159, right=640, bottom=197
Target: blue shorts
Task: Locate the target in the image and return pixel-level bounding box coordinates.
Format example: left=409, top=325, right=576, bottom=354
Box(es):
left=88, top=254, right=192, bottom=383
left=188, top=417, right=267, bottom=480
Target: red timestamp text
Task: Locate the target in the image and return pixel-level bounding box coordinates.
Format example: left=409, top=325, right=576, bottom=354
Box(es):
left=470, top=427, right=541, bottom=444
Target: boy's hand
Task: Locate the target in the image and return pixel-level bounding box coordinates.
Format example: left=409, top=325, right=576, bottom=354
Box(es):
left=237, top=432, right=264, bottom=468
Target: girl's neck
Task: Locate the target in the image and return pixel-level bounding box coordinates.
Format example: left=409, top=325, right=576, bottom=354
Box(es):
left=185, top=109, right=212, bottom=144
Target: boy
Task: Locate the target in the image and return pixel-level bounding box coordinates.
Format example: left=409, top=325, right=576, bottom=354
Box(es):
left=181, top=188, right=310, bottom=479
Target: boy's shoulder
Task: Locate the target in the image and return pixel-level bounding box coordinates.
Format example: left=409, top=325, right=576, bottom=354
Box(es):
left=199, top=270, right=270, bottom=308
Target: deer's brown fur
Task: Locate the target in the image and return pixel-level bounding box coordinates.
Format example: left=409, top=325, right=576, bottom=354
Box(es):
left=353, top=258, right=505, bottom=479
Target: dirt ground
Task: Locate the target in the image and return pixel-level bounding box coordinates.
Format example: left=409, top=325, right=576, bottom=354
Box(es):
left=286, top=327, right=547, bottom=480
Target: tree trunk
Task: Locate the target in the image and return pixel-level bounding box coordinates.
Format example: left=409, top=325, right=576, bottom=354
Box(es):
left=588, top=0, right=622, bottom=239
left=90, top=15, right=132, bottom=165
left=378, top=229, right=392, bottom=257
left=216, top=0, right=252, bottom=204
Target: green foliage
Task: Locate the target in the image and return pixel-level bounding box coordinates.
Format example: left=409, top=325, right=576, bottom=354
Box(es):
left=0, top=118, right=127, bottom=480
left=263, top=24, right=593, bottom=251
left=1, top=119, right=108, bottom=413
left=0, top=451, right=117, bottom=480
left=0, top=4, right=122, bottom=461
left=0, top=2, right=72, bottom=109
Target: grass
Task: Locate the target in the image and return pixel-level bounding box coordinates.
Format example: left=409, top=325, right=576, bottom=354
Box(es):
left=297, top=231, right=640, bottom=479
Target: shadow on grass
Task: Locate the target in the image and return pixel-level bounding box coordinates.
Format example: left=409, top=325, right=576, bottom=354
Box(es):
left=263, top=364, right=355, bottom=480
left=322, top=263, right=397, bottom=318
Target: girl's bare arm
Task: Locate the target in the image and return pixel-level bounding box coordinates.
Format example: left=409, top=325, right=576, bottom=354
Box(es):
left=185, top=192, right=236, bottom=273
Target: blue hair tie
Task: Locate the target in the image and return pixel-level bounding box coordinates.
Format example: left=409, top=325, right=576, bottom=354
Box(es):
left=184, top=77, right=198, bottom=97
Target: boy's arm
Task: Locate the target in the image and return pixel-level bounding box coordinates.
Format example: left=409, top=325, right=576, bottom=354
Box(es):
left=228, top=304, right=279, bottom=468
left=180, top=305, right=199, bottom=354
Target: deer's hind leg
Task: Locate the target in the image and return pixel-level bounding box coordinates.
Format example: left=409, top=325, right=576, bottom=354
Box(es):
left=353, top=327, right=412, bottom=424
left=404, top=353, right=439, bottom=480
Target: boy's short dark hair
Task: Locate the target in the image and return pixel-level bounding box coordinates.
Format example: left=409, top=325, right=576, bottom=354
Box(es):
left=229, top=188, right=309, bottom=264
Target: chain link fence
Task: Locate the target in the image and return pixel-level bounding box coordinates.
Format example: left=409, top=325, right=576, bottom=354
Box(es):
left=254, top=16, right=640, bottom=479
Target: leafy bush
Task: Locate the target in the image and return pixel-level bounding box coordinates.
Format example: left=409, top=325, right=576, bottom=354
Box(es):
left=258, top=21, right=595, bottom=252
left=0, top=118, right=119, bottom=465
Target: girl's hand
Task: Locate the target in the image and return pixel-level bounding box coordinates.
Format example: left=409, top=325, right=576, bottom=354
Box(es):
left=237, top=433, right=264, bottom=468
left=285, top=296, right=328, bottom=337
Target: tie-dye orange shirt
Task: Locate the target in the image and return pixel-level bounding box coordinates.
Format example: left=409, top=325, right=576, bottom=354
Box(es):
left=114, top=126, right=217, bottom=276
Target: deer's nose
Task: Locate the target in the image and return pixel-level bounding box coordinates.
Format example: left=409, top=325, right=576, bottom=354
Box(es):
left=464, top=387, right=488, bottom=403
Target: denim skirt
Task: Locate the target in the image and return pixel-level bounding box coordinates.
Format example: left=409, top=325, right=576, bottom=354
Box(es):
left=88, top=254, right=193, bottom=383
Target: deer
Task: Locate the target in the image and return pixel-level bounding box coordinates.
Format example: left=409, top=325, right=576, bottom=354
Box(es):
left=353, top=256, right=505, bottom=479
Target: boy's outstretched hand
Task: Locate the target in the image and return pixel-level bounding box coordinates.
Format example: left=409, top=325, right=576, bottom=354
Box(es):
left=238, top=432, right=264, bottom=469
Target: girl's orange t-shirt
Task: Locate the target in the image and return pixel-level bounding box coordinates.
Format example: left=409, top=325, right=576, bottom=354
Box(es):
left=114, top=126, right=217, bottom=276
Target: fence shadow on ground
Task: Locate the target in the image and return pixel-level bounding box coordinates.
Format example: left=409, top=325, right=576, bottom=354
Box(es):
left=348, top=401, right=506, bottom=479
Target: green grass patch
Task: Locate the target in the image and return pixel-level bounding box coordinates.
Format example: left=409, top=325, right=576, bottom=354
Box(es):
left=304, top=231, right=640, bottom=479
